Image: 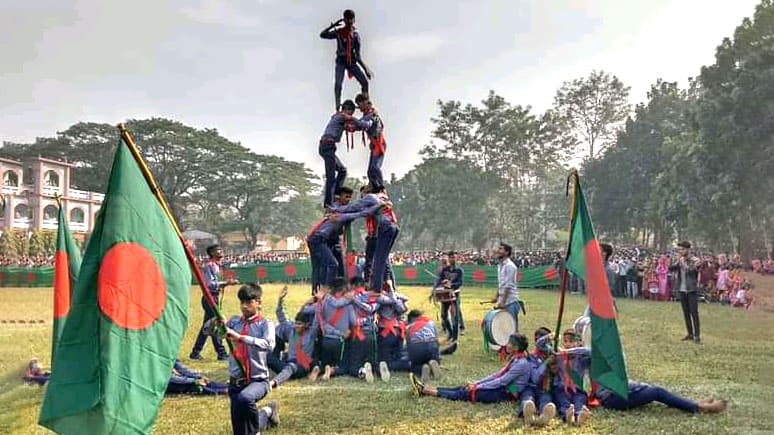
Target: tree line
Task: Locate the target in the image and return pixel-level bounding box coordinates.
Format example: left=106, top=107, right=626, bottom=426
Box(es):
left=2, top=0, right=772, bottom=258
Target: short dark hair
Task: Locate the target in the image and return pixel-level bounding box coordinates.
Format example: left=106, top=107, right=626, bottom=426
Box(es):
left=677, top=241, right=692, bottom=249
left=237, top=283, right=262, bottom=302
left=360, top=185, right=370, bottom=193
left=534, top=326, right=552, bottom=341
left=331, top=276, right=347, bottom=292
left=500, top=243, right=513, bottom=257
left=508, top=333, right=529, bottom=352
left=407, top=309, right=423, bottom=324
left=338, top=186, right=354, bottom=196
left=447, top=251, right=456, bottom=256
left=343, top=9, right=355, bottom=19
left=355, top=93, right=369, bottom=105
left=295, top=311, right=313, bottom=324
left=341, top=99, right=356, bottom=111
left=600, top=243, right=613, bottom=261
left=206, top=244, right=221, bottom=257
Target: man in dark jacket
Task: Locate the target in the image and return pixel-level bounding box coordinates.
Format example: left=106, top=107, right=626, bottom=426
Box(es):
left=669, top=241, right=701, bottom=343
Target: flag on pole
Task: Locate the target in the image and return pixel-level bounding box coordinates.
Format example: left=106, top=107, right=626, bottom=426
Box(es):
left=39, top=136, right=191, bottom=434
left=564, top=171, right=628, bottom=398
left=51, top=198, right=82, bottom=362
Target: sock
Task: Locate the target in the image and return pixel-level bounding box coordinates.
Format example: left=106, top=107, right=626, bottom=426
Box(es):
left=262, top=406, right=272, bottom=418
left=358, top=367, right=365, bottom=378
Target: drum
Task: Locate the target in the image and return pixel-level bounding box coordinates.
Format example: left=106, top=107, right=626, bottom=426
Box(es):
left=572, top=315, right=592, bottom=347
left=432, top=286, right=456, bottom=303
left=482, top=309, right=516, bottom=351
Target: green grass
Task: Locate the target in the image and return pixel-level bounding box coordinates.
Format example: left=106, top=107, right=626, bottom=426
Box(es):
left=1, top=284, right=773, bottom=434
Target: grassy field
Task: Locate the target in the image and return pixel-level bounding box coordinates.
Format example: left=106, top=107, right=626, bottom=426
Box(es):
left=1, top=283, right=773, bottom=434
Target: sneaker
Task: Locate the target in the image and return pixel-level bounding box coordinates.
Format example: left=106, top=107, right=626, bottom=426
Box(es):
left=459, top=329, right=466, bottom=336
left=565, top=404, right=575, bottom=424
left=308, top=366, right=321, bottom=382
left=577, top=406, right=592, bottom=426
left=522, top=400, right=536, bottom=426
left=379, top=361, right=391, bottom=382
left=217, top=353, right=230, bottom=361
left=266, top=400, right=280, bottom=426
left=428, top=360, right=442, bottom=380
left=420, top=364, right=431, bottom=383
left=321, top=365, right=332, bottom=382
left=363, top=362, right=374, bottom=383
left=535, top=403, right=556, bottom=427
left=681, top=335, right=694, bottom=341
left=188, top=352, right=203, bottom=360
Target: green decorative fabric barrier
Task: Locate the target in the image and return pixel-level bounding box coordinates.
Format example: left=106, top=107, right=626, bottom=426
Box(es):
left=0, top=262, right=560, bottom=288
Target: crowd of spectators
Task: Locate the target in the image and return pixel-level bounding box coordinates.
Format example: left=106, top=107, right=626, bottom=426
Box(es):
left=569, top=248, right=764, bottom=310
left=0, top=254, right=54, bottom=267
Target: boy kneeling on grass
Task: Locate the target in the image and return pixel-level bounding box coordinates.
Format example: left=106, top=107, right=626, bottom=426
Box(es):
left=223, top=283, right=280, bottom=435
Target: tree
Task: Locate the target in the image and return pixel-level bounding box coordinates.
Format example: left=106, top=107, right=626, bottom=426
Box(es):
left=554, top=70, right=631, bottom=160
left=29, top=230, right=45, bottom=257
left=0, top=231, right=16, bottom=260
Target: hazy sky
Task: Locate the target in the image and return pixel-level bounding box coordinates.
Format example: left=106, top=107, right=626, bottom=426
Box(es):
left=0, top=0, right=760, bottom=181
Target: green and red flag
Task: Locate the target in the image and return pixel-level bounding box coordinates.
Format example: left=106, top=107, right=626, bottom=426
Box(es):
left=51, top=198, right=82, bottom=362
left=39, top=136, right=191, bottom=434
left=564, top=171, right=628, bottom=399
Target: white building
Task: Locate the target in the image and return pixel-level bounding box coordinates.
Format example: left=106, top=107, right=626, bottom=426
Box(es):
left=0, top=156, right=103, bottom=233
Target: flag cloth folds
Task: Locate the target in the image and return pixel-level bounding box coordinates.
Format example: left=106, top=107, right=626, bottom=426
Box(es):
left=39, top=136, right=191, bottom=434
left=564, top=172, right=629, bottom=399
left=51, top=200, right=82, bottom=362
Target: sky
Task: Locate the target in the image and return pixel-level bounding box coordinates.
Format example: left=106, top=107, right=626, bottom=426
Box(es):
left=0, top=0, right=761, bottom=181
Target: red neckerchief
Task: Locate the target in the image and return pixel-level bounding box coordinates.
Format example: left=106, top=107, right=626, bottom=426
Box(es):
left=495, top=351, right=527, bottom=378
left=338, top=25, right=355, bottom=75
left=351, top=287, right=368, bottom=341
left=408, top=316, right=432, bottom=337
left=233, top=313, right=263, bottom=379
left=379, top=316, right=405, bottom=339
left=294, top=330, right=313, bottom=370
left=365, top=215, right=376, bottom=236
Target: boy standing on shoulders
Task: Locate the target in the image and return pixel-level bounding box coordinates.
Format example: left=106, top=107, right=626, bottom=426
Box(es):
left=224, top=283, right=280, bottom=435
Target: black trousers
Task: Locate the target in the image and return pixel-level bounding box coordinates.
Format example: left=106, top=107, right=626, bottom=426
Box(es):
left=679, top=291, right=700, bottom=338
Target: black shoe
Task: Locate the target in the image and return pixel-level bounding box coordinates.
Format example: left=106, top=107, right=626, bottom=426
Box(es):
left=681, top=335, right=694, bottom=341
left=694, top=337, right=702, bottom=344
left=189, top=352, right=203, bottom=360
left=217, top=353, right=230, bottom=361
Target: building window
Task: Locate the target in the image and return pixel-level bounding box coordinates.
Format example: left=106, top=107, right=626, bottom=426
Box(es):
left=44, top=170, right=60, bottom=187
left=43, top=205, right=58, bottom=221
left=2, top=170, right=18, bottom=187
left=70, top=207, right=85, bottom=223
left=14, top=204, right=30, bottom=220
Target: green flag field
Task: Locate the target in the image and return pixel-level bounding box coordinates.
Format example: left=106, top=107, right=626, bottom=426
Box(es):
left=1, top=284, right=773, bottom=434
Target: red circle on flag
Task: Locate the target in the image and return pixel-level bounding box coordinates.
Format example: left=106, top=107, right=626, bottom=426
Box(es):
left=53, top=251, right=71, bottom=318
left=472, top=269, right=486, bottom=282
left=403, top=267, right=417, bottom=280
left=223, top=269, right=237, bottom=281
left=284, top=264, right=297, bottom=277
left=256, top=266, right=267, bottom=279
left=27, top=271, right=36, bottom=282
left=97, top=242, right=167, bottom=330
left=544, top=267, right=558, bottom=280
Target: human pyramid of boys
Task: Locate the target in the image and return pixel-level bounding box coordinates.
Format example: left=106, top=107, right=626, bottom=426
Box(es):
left=26, top=9, right=727, bottom=435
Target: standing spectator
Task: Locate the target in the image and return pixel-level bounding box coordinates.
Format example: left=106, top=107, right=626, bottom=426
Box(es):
left=670, top=242, right=701, bottom=344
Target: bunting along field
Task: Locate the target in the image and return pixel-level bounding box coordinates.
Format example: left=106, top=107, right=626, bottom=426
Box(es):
left=1, top=283, right=773, bottom=435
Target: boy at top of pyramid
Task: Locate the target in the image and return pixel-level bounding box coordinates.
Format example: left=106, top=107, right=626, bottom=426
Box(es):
left=320, top=9, right=372, bottom=111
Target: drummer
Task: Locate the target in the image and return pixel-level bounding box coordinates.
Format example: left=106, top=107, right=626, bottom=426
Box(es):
left=434, top=251, right=464, bottom=344
left=488, top=243, right=521, bottom=332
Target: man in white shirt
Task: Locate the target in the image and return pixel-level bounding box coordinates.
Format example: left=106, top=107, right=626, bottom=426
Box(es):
left=488, top=243, right=521, bottom=332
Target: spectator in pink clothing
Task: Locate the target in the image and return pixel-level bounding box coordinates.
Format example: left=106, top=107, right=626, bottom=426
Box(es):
left=656, top=256, right=670, bottom=301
